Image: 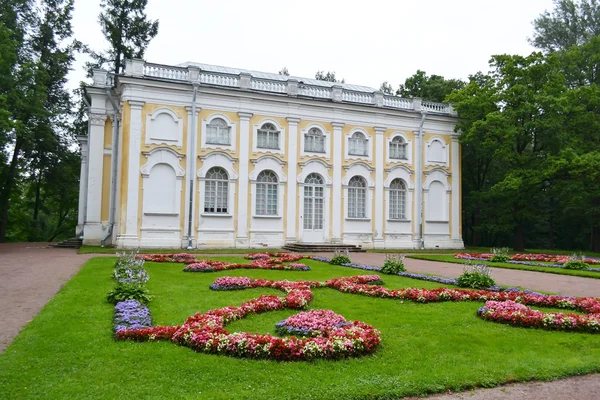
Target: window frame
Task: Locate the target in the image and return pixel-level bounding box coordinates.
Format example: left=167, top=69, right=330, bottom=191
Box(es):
left=257, top=123, right=280, bottom=150
left=389, top=136, right=408, bottom=160
left=205, top=118, right=231, bottom=146
left=203, top=167, right=229, bottom=214
left=304, top=127, right=326, bottom=154
left=255, top=170, right=279, bottom=216
left=348, top=132, right=369, bottom=156
left=347, top=175, right=367, bottom=219
left=388, top=178, right=407, bottom=220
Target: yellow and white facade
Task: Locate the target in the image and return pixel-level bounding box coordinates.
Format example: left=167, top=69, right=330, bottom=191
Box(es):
left=77, top=59, right=464, bottom=249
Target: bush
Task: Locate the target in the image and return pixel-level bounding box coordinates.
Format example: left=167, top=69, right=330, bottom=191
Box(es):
left=564, top=260, right=588, bottom=270
left=107, top=284, right=152, bottom=304
left=490, top=254, right=510, bottom=263
left=490, top=247, right=510, bottom=263
left=380, top=254, right=406, bottom=275
left=456, top=263, right=495, bottom=289
left=329, top=249, right=351, bottom=265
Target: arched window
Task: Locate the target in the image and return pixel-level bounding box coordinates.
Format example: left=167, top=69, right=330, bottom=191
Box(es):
left=348, top=175, right=367, bottom=218
left=389, top=178, right=407, bottom=219
left=204, top=167, right=228, bottom=213
left=256, top=170, right=278, bottom=215
left=389, top=136, right=407, bottom=160
left=304, top=127, right=325, bottom=153
left=349, top=132, right=368, bottom=156
left=206, top=118, right=230, bottom=145
left=257, top=123, right=280, bottom=149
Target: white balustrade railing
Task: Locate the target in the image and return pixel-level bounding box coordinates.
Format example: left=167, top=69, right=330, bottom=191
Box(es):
left=144, top=64, right=188, bottom=81
left=199, top=72, right=239, bottom=87
left=383, top=96, right=412, bottom=110
left=422, top=101, right=450, bottom=113
left=106, top=74, right=115, bottom=87
left=251, top=79, right=287, bottom=93
left=134, top=62, right=455, bottom=115
left=342, top=91, right=374, bottom=104
left=298, top=85, right=332, bottom=99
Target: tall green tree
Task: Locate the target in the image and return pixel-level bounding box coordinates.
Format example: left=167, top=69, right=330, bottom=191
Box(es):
left=530, top=0, right=600, bottom=52
left=87, top=0, right=159, bottom=75
left=397, top=70, right=465, bottom=102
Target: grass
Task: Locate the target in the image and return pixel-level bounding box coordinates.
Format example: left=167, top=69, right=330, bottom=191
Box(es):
left=1, top=257, right=600, bottom=399
left=408, top=254, right=600, bottom=280
left=78, top=246, right=283, bottom=254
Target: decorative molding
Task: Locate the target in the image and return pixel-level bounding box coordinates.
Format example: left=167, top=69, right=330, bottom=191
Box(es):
left=141, top=147, right=185, bottom=178
left=342, top=162, right=375, bottom=187
left=197, top=151, right=239, bottom=181
left=89, top=113, right=107, bottom=125
left=145, top=107, right=184, bottom=148
left=201, top=113, right=237, bottom=152
left=296, top=159, right=333, bottom=185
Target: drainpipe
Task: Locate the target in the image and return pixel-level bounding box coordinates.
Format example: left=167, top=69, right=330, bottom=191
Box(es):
left=101, top=85, right=120, bottom=247
left=80, top=94, right=92, bottom=239
left=187, top=83, right=199, bottom=250
left=415, top=111, right=427, bottom=250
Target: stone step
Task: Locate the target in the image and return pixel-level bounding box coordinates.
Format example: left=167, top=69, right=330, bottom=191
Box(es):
left=282, top=243, right=366, bottom=253
left=52, top=238, right=83, bottom=249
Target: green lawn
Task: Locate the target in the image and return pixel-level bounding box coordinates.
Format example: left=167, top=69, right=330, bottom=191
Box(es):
left=1, top=257, right=599, bottom=399
left=408, top=254, right=600, bottom=280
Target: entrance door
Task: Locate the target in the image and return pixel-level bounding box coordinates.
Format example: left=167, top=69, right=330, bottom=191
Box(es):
left=303, top=173, right=324, bottom=242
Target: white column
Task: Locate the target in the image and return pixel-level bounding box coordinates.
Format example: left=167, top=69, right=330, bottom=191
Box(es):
left=331, top=122, right=344, bottom=242
left=122, top=100, right=145, bottom=247
left=236, top=112, right=253, bottom=246
left=83, top=113, right=107, bottom=243
left=451, top=134, right=463, bottom=246
left=286, top=117, right=300, bottom=242
left=76, top=136, right=89, bottom=237
left=413, top=128, right=423, bottom=249
left=374, top=126, right=386, bottom=247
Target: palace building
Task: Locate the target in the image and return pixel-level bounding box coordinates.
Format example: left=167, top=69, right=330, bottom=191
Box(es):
left=78, top=59, right=464, bottom=249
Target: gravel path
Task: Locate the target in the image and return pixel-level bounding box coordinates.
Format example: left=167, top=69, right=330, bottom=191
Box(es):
left=1, top=245, right=599, bottom=399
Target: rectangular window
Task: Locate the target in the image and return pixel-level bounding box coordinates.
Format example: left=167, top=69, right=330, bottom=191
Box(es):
left=349, top=138, right=368, bottom=156
left=257, top=130, right=279, bottom=149
left=206, top=126, right=230, bottom=145
left=348, top=187, right=366, bottom=218
left=389, top=143, right=407, bottom=159
left=304, top=134, right=325, bottom=153
left=204, top=181, right=228, bottom=213
left=256, top=183, right=278, bottom=215
left=389, top=190, right=405, bottom=219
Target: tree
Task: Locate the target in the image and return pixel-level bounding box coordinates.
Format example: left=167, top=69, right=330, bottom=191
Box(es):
left=88, top=0, right=159, bottom=75
left=278, top=67, right=289, bottom=76
left=397, top=70, right=465, bottom=102
left=530, top=0, right=600, bottom=53
left=315, top=70, right=344, bottom=83
left=379, top=81, right=393, bottom=94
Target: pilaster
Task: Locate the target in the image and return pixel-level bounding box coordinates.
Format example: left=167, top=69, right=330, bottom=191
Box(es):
left=331, top=121, right=344, bottom=242
left=413, top=127, right=423, bottom=249
left=374, top=126, right=386, bottom=247
left=236, top=112, right=253, bottom=245
left=121, top=100, right=145, bottom=246
left=76, top=136, right=89, bottom=236
left=184, top=105, right=200, bottom=248
left=286, top=117, right=300, bottom=242
left=451, top=134, right=462, bottom=246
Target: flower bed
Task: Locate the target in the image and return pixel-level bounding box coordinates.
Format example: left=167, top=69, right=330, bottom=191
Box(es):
left=454, top=253, right=600, bottom=271
left=275, top=309, right=351, bottom=337
left=114, top=299, right=152, bottom=333
left=116, top=275, right=382, bottom=361
left=478, top=300, right=600, bottom=333
left=184, top=260, right=310, bottom=272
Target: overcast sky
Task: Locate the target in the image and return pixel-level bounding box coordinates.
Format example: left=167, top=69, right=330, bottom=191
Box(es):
left=69, top=0, right=556, bottom=92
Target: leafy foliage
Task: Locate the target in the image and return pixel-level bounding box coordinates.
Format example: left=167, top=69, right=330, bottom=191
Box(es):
left=315, top=70, right=344, bottom=83
left=396, top=70, right=465, bottom=102
left=564, top=260, right=589, bottom=269
left=456, top=263, right=496, bottom=289
left=380, top=254, right=406, bottom=274
left=329, top=249, right=351, bottom=265
left=107, top=283, right=152, bottom=304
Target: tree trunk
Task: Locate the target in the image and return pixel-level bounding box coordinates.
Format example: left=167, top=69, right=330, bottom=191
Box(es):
left=0, top=139, right=23, bottom=242
left=514, top=224, right=526, bottom=251
left=28, top=171, right=43, bottom=242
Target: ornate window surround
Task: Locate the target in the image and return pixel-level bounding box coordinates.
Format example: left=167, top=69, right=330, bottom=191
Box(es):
left=425, top=136, right=449, bottom=168
left=197, top=151, right=238, bottom=218
left=300, top=124, right=331, bottom=159
left=252, top=119, right=286, bottom=156
left=384, top=165, right=414, bottom=222
left=342, top=162, right=375, bottom=220
left=345, top=128, right=372, bottom=162
left=386, top=132, right=412, bottom=165
left=249, top=155, right=287, bottom=218
left=145, top=108, right=184, bottom=148
left=140, top=147, right=185, bottom=216
left=201, top=113, right=237, bottom=152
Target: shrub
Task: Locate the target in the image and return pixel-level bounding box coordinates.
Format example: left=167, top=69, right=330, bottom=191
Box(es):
left=564, top=260, right=588, bottom=270
left=380, top=254, right=406, bottom=274
left=490, top=247, right=510, bottom=263
left=456, top=263, right=496, bottom=289
left=329, top=249, right=351, bottom=265
left=107, top=284, right=152, bottom=304
left=113, top=250, right=149, bottom=285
